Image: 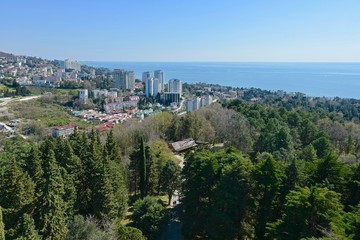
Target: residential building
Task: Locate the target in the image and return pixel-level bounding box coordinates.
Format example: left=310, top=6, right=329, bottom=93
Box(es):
left=113, top=69, right=135, bottom=91
left=168, top=79, right=182, bottom=95
left=64, top=59, right=81, bottom=71
left=186, top=95, right=212, bottom=112
left=142, top=71, right=153, bottom=82
left=93, top=89, right=118, bottom=98
left=146, top=78, right=154, bottom=97
left=52, top=124, right=75, bottom=138
left=202, top=95, right=213, bottom=106
left=78, top=89, right=88, bottom=104
left=153, top=78, right=160, bottom=96
left=154, top=70, right=164, bottom=92
left=162, top=92, right=181, bottom=106
left=103, top=96, right=139, bottom=113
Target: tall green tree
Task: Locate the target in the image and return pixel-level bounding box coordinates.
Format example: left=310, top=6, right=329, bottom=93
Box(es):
left=37, top=149, right=69, bottom=240
left=24, top=144, right=44, bottom=196
left=208, top=154, right=255, bottom=240
left=346, top=203, right=360, bottom=240
left=14, top=213, right=41, bottom=240
left=0, top=207, right=5, bottom=240
left=268, top=186, right=346, bottom=239
left=93, top=148, right=117, bottom=220
left=253, top=156, right=285, bottom=240
left=346, top=164, right=360, bottom=207
left=181, top=150, right=221, bottom=239
left=131, top=196, right=167, bottom=240
left=106, top=130, right=122, bottom=163
left=310, top=153, right=348, bottom=193
left=159, top=160, right=181, bottom=205
left=0, top=157, right=35, bottom=237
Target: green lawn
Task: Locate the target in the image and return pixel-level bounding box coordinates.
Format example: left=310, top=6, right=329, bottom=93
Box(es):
left=8, top=97, right=92, bottom=128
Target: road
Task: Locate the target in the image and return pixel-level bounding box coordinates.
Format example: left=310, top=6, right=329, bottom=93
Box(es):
left=0, top=95, right=41, bottom=106
left=162, top=154, right=185, bottom=240
left=162, top=205, right=183, bottom=240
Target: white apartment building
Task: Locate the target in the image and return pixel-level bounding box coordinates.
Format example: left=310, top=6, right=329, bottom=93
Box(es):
left=168, top=79, right=182, bottom=95
left=154, top=70, right=164, bottom=92
left=64, top=59, right=81, bottom=71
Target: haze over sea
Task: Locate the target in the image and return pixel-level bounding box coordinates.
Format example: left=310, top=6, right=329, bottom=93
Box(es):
left=82, top=62, right=360, bottom=99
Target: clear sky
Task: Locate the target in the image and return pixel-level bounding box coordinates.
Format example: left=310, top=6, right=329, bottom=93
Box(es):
left=1, top=0, right=360, bottom=62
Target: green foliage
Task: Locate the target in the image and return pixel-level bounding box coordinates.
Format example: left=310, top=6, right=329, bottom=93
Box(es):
left=253, top=156, right=285, bottom=239
left=208, top=154, right=255, bottom=239
left=131, top=196, right=167, bottom=240
left=65, top=215, right=111, bottom=240
left=254, top=119, right=293, bottom=154
left=37, top=148, right=69, bottom=240
left=0, top=207, right=4, bottom=240
left=159, top=160, right=181, bottom=205
left=346, top=203, right=360, bottom=239
left=115, top=225, right=146, bottom=240
left=311, top=136, right=334, bottom=158
left=13, top=214, right=41, bottom=240
left=268, top=186, right=346, bottom=239
left=310, top=153, right=349, bottom=192
left=0, top=157, right=35, bottom=236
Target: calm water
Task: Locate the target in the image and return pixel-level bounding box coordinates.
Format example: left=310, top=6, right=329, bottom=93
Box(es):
left=82, top=62, right=360, bottom=99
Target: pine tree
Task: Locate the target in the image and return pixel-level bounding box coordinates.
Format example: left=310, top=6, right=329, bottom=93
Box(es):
left=253, top=156, right=285, bottom=240
left=14, top=213, right=41, bottom=240
left=0, top=207, right=5, bottom=240
left=268, top=186, right=346, bottom=239
left=106, top=130, right=121, bottom=163
left=24, top=144, right=44, bottom=199
left=0, top=157, right=35, bottom=234
left=37, top=149, right=68, bottom=240
left=93, top=147, right=117, bottom=220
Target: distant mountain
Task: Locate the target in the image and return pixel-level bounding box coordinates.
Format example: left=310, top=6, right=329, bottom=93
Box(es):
left=0, top=51, right=14, bottom=58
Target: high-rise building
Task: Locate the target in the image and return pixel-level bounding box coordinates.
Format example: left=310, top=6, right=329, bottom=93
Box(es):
left=64, top=59, right=81, bottom=71
left=162, top=92, right=181, bottom=106
left=146, top=78, right=154, bottom=97
left=168, top=79, right=182, bottom=95
left=113, top=69, right=135, bottom=91
left=153, top=78, right=159, bottom=96
left=142, top=71, right=154, bottom=83
left=202, top=95, right=213, bottom=106
left=154, top=70, right=164, bottom=92
left=78, top=89, right=88, bottom=104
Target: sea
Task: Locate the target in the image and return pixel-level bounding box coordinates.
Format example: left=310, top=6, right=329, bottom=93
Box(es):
left=81, top=62, right=360, bottom=99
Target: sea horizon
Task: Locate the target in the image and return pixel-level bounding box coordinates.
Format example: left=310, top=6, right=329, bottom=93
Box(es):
left=81, top=61, right=360, bottom=100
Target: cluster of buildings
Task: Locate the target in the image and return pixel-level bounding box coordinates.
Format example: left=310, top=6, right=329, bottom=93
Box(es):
left=103, top=96, right=139, bottom=113
left=72, top=109, right=133, bottom=123
left=64, top=59, right=81, bottom=71
left=142, top=70, right=183, bottom=106
left=0, top=53, right=97, bottom=87
left=186, top=95, right=213, bottom=112
left=143, top=70, right=165, bottom=97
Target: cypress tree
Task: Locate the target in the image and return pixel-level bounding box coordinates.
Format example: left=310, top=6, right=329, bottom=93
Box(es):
left=139, top=138, right=147, bottom=199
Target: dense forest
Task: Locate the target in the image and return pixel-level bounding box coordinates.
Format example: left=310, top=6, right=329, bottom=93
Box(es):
left=1, top=89, right=360, bottom=239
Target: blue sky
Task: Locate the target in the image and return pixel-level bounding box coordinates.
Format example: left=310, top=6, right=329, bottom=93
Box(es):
left=1, top=0, right=360, bottom=61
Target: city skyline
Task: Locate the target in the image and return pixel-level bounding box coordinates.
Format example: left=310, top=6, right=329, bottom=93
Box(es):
left=1, top=0, right=360, bottom=62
